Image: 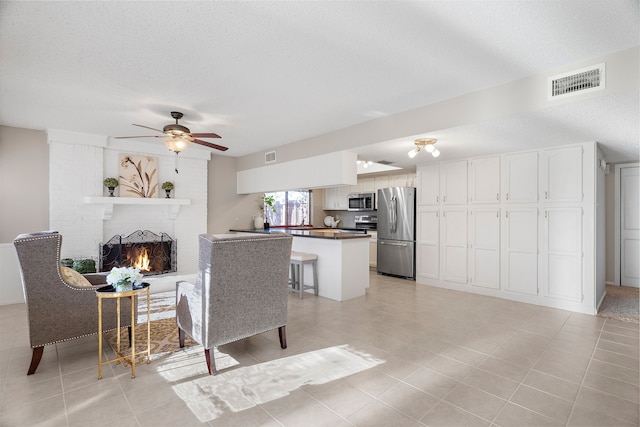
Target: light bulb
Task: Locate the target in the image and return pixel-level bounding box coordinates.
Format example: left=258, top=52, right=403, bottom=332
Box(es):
left=165, top=137, right=190, bottom=153
left=431, top=148, right=440, bottom=158
left=408, top=148, right=419, bottom=158
left=425, top=144, right=435, bottom=153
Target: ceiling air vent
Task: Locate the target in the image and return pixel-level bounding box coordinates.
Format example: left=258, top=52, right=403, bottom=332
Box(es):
left=548, top=63, right=605, bottom=100
left=376, top=160, right=393, bottom=165
left=265, top=151, right=276, bottom=164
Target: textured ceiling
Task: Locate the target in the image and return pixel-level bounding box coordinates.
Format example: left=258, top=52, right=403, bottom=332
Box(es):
left=0, top=1, right=638, bottom=168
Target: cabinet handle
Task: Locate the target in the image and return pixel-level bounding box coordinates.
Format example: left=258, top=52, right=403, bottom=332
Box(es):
left=506, top=211, right=509, bottom=218
left=496, top=193, right=499, bottom=201
left=443, top=195, right=446, bottom=202
left=436, top=196, right=439, bottom=203
left=545, top=210, right=548, bottom=219
left=545, top=191, right=548, bottom=199
left=497, top=210, right=499, bottom=218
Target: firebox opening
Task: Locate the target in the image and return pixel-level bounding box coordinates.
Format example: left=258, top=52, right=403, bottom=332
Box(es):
left=100, top=230, right=176, bottom=276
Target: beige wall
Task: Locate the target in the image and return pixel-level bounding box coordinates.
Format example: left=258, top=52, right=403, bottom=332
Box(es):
left=0, top=125, right=48, bottom=243
left=207, top=155, right=258, bottom=233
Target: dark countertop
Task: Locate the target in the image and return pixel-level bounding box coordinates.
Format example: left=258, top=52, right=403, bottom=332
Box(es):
left=229, top=227, right=370, bottom=240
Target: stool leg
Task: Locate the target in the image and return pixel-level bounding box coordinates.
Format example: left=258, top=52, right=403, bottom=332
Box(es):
left=312, top=259, right=319, bottom=296
left=299, top=263, right=304, bottom=299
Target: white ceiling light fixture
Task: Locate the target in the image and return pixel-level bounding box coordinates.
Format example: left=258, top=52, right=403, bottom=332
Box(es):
left=408, top=138, right=439, bottom=159
left=357, top=160, right=374, bottom=168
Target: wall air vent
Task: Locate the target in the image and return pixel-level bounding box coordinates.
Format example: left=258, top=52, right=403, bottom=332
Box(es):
left=548, top=63, right=605, bottom=100
left=265, top=151, right=276, bottom=164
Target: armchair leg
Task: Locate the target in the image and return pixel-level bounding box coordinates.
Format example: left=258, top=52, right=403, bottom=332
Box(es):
left=27, top=346, right=44, bottom=375
left=178, top=328, right=185, bottom=348
left=278, top=326, right=287, bottom=349
left=204, top=348, right=217, bottom=375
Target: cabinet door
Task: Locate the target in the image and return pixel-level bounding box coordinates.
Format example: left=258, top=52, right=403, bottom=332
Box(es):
left=504, top=152, right=538, bottom=203
left=359, top=178, right=375, bottom=193
left=417, top=208, right=439, bottom=279
left=407, top=173, right=417, bottom=187
left=469, top=208, right=500, bottom=289
left=374, top=176, right=389, bottom=209
left=442, top=161, right=467, bottom=204
left=469, top=157, right=500, bottom=204
left=388, top=174, right=408, bottom=187
left=542, top=207, right=582, bottom=302
left=323, top=187, right=336, bottom=210
left=336, top=186, right=349, bottom=210
left=502, top=208, right=538, bottom=295
left=417, top=164, right=440, bottom=205
left=542, top=146, right=583, bottom=203
left=441, top=208, right=467, bottom=283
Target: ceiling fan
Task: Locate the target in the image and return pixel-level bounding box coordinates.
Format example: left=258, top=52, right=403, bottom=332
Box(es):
left=115, top=111, right=228, bottom=153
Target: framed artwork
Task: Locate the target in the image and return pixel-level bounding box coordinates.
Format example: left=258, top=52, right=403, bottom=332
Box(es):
left=119, top=154, right=159, bottom=198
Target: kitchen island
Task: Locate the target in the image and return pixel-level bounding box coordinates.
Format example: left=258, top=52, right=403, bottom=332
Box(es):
left=229, top=228, right=370, bottom=301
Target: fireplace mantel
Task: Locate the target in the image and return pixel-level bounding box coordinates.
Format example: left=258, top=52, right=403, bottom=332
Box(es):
left=83, top=196, right=191, bottom=220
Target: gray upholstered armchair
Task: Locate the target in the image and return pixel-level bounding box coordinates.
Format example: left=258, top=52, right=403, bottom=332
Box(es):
left=176, top=233, right=293, bottom=375
left=13, top=231, right=136, bottom=375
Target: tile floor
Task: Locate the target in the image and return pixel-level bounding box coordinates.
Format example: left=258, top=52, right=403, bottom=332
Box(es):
left=0, top=272, right=638, bottom=426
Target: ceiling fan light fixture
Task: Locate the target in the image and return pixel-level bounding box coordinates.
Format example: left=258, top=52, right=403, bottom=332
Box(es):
left=165, top=136, right=190, bottom=153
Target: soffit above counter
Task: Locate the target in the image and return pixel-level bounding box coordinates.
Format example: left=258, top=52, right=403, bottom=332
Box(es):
left=236, top=151, right=357, bottom=194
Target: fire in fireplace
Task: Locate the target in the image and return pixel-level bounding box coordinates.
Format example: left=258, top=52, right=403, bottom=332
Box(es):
left=100, top=230, right=176, bottom=276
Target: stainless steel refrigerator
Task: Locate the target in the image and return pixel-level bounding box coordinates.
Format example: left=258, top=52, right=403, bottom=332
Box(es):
left=377, top=187, right=416, bottom=279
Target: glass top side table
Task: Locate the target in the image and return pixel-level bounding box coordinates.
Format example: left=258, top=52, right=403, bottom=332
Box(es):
left=96, top=283, right=151, bottom=379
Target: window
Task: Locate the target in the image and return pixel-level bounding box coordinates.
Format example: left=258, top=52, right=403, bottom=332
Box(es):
left=264, top=191, right=311, bottom=227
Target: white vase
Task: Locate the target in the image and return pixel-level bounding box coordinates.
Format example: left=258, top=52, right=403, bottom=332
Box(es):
left=254, top=215, right=264, bottom=230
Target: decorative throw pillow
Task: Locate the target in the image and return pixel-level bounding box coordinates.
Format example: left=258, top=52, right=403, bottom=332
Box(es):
left=60, top=266, right=93, bottom=288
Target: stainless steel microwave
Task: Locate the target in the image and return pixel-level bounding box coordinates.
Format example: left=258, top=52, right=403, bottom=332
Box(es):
left=348, top=192, right=376, bottom=211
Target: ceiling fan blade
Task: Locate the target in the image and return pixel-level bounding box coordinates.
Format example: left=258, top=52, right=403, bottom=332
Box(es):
left=114, top=135, right=157, bottom=139
left=192, top=138, right=229, bottom=151
left=132, top=124, right=164, bottom=133
left=190, top=132, right=222, bottom=139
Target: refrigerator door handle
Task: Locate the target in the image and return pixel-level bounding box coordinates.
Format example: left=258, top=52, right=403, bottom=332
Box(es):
left=390, top=195, right=397, bottom=233
left=380, top=241, right=409, bottom=247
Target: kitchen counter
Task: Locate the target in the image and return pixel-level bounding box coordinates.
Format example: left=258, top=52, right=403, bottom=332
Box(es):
left=229, top=227, right=370, bottom=240
left=229, top=227, right=370, bottom=301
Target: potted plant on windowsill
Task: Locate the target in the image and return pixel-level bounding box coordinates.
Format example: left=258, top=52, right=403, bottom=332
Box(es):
left=103, top=177, right=119, bottom=197
left=262, top=194, right=276, bottom=230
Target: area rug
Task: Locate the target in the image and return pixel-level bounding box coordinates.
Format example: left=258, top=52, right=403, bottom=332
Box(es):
left=597, top=285, right=639, bottom=324
left=104, top=291, right=198, bottom=364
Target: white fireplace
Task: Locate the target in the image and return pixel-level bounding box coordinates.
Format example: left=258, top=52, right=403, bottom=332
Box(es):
left=47, top=129, right=209, bottom=291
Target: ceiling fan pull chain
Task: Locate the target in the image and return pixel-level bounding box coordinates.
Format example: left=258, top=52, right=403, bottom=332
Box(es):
left=174, top=153, right=179, bottom=174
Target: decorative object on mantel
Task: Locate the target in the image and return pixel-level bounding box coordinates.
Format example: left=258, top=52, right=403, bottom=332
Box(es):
left=119, top=154, right=158, bottom=198
left=261, top=194, right=276, bottom=230
left=106, top=266, right=143, bottom=293
left=103, top=177, right=119, bottom=197
left=161, top=181, right=174, bottom=198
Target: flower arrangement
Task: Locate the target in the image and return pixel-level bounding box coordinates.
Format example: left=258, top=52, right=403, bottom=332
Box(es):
left=106, top=267, right=143, bottom=292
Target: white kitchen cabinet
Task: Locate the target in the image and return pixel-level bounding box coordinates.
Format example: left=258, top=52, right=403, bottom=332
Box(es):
left=542, top=146, right=583, bottom=203
left=368, top=230, right=377, bottom=268
left=542, top=207, right=583, bottom=302
left=501, top=207, right=538, bottom=295
left=469, top=156, right=500, bottom=204
left=441, top=160, right=467, bottom=204
left=323, top=186, right=349, bottom=210
left=374, top=176, right=389, bottom=208
left=358, top=178, right=375, bottom=193
left=407, top=173, right=417, bottom=187
left=388, top=174, right=408, bottom=187
left=469, top=208, right=500, bottom=289
left=417, top=208, right=439, bottom=279
left=441, top=208, right=467, bottom=283
left=503, top=151, right=538, bottom=203
left=417, top=164, right=440, bottom=205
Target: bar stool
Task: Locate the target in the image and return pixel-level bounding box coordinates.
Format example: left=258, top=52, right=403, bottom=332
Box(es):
left=290, top=251, right=319, bottom=299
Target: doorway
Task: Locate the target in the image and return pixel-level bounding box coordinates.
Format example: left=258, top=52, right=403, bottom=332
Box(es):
left=615, top=163, right=640, bottom=287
